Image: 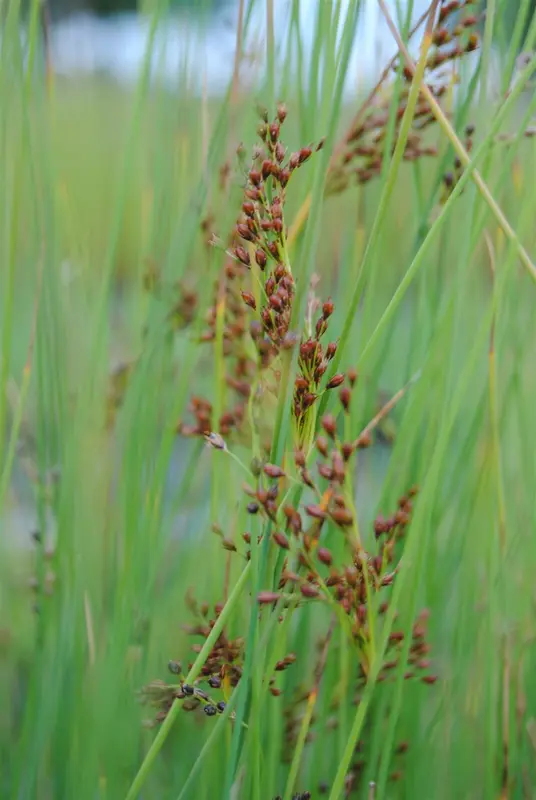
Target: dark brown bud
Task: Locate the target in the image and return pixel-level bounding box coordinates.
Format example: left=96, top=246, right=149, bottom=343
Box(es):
left=347, top=367, right=357, bottom=386
left=304, top=504, right=327, bottom=520
left=264, top=463, right=286, bottom=479
left=270, top=687, right=282, bottom=696
left=339, top=386, right=351, bottom=412
left=273, top=531, right=290, bottom=550
left=325, top=341, right=337, bottom=360
left=262, top=159, right=274, bottom=179
left=258, top=591, right=281, bottom=604
left=222, top=538, right=237, bottom=552
left=272, top=218, right=283, bottom=234
left=269, top=294, right=282, bottom=311
left=326, top=373, right=345, bottom=389
left=241, top=291, right=256, bottom=310
left=316, top=317, right=328, bottom=338
left=275, top=142, right=285, bottom=163
left=242, top=201, right=255, bottom=216
left=294, top=450, right=306, bottom=468
left=302, top=392, right=317, bottom=409
left=421, top=675, right=438, bottom=685
left=299, top=147, right=312, bottom=164
left=317, top=547, right=332, bottom=566
left=245, top=187, right=261, bottom=201
left=321, top=414, right=337, bottom=438
left=466, top=33, right=479, bottom=52
left=289, top=152, right=300, bottom=170
left=341, top=442, right=354, bottom=461
left=247, top=502, right=259, bottom=514
left=276, top=103, right=287, bottom=123
left=300, top=584, right=320, bottom=599
left=356, top=431, right=372, bottom=449
left=322, top=300, right=334, bottom=318
left=279, top=168, right=290, bottom=187
left=330, top=506, right=353, bottom=526
left=316, top=436, right=329, bottom=457
left=300, top=468, right=315, bottom=489
left=317, top=464, right=333, bottom=480
left=255, top=248, right=267, bottom=269
left=234, top=246, right=251, bottom=266
left=269, top=122, right=280, bottom=142
left=249, top=169, right=262, bottom=185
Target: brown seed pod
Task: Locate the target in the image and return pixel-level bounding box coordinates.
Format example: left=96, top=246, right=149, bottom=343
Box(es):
left=321, top=414, right=337, bottom=438
left=300, top=584, right=320, bottom=599
left=304, top=504, right=327, bottom=520
left=264, top=463, right=286, bottom=479
left=326, top=373, right=345, bottom=389
left=316, top=436, right=329, bottom=457
left=317, top=547, right=332, bottom=566
left=241, top=291, right=256, bottom=310
left=273, top=531, right=290, bottom=550
left=339, top=387, right=351, bottom=412
left=258, top=591, right=281, bottom=604
left=330, top=506, right=353, bottom=526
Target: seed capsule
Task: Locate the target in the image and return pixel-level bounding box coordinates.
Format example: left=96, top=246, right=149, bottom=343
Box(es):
left=241, top=291, right=256, bottom=310
left=300, top=584, right=320, bottom=598
left=264, top=463, right=286, bottom=479
left=257, top=591, right=281, bottom=604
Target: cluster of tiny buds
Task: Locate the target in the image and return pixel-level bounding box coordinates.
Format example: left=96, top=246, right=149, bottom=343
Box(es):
left=234, top=105, right=321, bottom=356
left=329, top=0, right=480, bottom=194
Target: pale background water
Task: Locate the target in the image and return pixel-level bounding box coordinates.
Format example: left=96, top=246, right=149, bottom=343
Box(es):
left=50, top=0, right=438, bottom=90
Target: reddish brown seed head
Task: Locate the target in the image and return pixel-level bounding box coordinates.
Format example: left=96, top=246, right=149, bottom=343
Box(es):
left=326, top=373, right=345, bottom=390
left=317, top=547, right=332, bottom=566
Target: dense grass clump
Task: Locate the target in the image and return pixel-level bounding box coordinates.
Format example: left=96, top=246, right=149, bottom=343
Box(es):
left=1, top=0, right=536, bottom=798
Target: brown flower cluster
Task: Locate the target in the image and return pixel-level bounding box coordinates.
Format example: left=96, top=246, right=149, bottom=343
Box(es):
left=292, top=288, right=351, bottom=451
left=328, top=0, right=481, bottom=193
left=177, top=107, right=322, bottom=447
left=140, top=590, right=297, bottom=725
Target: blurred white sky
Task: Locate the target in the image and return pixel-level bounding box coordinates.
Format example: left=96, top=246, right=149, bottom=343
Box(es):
left=50, top=0, right=435, bottom=89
